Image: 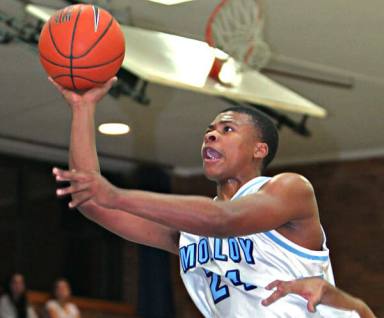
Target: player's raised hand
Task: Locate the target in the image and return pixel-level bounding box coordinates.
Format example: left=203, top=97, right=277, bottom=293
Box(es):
left=48, top=76, right=117, bottom=109
left=262, top=278, right=324, bottom=313
left=53, top=167, right=119, bottom=209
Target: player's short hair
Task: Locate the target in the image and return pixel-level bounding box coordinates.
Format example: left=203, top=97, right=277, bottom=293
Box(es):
left=220, top=106, right=279, bottom=169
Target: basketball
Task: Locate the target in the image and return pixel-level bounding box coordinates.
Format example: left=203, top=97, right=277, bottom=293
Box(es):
left=38, top=4, right=125, bottom=90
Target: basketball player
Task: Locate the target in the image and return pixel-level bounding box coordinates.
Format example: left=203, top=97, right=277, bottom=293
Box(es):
left=262, top=277, right=376, bottom=318
left=50, top=77, right=360, bottom=317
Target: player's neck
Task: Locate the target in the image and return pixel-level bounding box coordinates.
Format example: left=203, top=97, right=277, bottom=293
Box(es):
left=216, top=173, right=261, bottom=201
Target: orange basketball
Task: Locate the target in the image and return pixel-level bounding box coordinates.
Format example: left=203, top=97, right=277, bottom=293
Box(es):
left=38, top=4, right=125, bottom=90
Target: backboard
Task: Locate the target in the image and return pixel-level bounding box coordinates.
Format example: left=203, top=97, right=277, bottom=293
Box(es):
left=26, top=4, right=326, bottom=118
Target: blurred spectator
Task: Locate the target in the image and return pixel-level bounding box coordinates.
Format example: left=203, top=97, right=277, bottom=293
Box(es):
left=0, top=273, right=37, bottom=318
left=45, top=279, right=80, bottom=318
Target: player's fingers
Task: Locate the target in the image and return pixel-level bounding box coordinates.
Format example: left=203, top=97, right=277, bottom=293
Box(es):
left=87, top=77, right=117, bottom=97
left=307, top=300, right=318, bottom=313
left=108, top=76, right=118, bottom=85
left=53, top=167, right=74, bottom=181
left=265, top=280, right=283, bottom=290
left=307, top=293, right=322, bottom=313
left=261, top=288, right=287, bottom=306
left=68, top=192, right=92, bottom=209
left=56, top=183, right=91, bottom=197
left=48, top=77, right=65, bottom=93
left=48, top=76, right=58, bottom=87
left=48, top=78, right=81, bottom=103
left=52, top=167, right=69, bottom=175
left=100, top=76, right=118, bottom=93
left=52, top=167, right=67, bottom=179
left=261, top=293, right=277, bottom=306
left=53, top=167, right=89, bottom=182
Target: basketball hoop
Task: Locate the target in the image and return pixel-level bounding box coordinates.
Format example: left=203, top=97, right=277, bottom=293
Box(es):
left=206, top=0, right=271, bottom=77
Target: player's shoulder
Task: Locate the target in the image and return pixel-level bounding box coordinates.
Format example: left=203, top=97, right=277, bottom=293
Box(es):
left=264, top=172, right=314, bottom=196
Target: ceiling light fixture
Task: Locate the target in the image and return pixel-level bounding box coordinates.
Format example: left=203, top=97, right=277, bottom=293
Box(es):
left=98, top=123, right=130, bottom=135
left=147, top=0, right=195, bottom=5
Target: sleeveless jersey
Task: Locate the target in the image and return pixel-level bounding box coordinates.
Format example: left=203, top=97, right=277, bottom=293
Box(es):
left=179, top=176, right=359, bottom=318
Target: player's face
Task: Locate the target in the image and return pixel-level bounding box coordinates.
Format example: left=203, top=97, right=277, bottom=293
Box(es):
left=201, top=111, right=261, bottom=181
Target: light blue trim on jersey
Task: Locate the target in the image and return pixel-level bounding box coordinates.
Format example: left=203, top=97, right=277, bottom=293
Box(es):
left=263, top=231, right=329, bottom=261
left=231, top=176, right=329, bottom=261
left=231, top=177, right=271, bottom=200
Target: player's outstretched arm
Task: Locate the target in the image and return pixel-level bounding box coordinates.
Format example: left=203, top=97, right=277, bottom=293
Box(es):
left=262, top=278, right=376, bottom=318
left=50, top=78, right=179, bottom=254
left=54, top=169, right=315, bottom=237
left=48, top=76, right=117, bottom=173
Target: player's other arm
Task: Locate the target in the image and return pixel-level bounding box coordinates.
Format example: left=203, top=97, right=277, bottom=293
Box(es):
left=115, top=173, right=313, bottom=237
left=55, top=171, right=315, bottom=237
left=73, top=200, right=179, bottom=254
left=50, top=78, right=179, bottom=254
left=262, top=278, right=376, bottom=318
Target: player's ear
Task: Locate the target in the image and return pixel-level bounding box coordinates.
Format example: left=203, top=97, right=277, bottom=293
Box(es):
left=253, top=142, right=268, bottom=161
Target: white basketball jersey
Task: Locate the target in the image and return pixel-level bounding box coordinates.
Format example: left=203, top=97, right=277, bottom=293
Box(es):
left=179, top=176, right=359, bottom=318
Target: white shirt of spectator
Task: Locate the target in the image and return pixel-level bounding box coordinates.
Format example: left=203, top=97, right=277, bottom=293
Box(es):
left=46, top=300, right=79, bottom=318
left=0, top=294, right=37, bottom=318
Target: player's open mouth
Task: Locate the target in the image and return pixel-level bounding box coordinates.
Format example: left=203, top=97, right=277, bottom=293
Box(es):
left=202, top=147, right=223, bottom=162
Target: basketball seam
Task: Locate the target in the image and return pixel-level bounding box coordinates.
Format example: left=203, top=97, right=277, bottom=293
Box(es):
left=47, top=9, right=115, bottom=59
left=70, top=7, right=83, bottom=90
left=48, top=16, right=69, bottom=59
left=73, top=17, right=114, bottom=59
left=53, top=74, right=108, bottom=84
left=40, top=51, right=125, bottom=69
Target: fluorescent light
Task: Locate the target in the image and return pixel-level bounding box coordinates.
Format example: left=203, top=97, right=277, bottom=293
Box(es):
left=98, top=123, right=130, bottom=135
left=147, top=0, right=195, bottom=5
left=25, top=4, right=55, bottom=21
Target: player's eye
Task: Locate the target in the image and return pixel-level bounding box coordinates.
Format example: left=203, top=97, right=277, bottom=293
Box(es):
left=223, top=126, right=234, bottom=133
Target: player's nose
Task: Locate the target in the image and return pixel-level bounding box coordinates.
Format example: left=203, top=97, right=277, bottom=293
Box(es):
left=204, top=131, right=218, bottom=143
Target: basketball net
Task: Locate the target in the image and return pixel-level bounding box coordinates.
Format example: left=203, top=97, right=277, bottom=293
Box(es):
left=206, top=0, right=271, bottom=83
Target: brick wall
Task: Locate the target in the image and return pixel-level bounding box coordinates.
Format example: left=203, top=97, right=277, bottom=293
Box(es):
left=270, top=158, right=384, bottom=316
